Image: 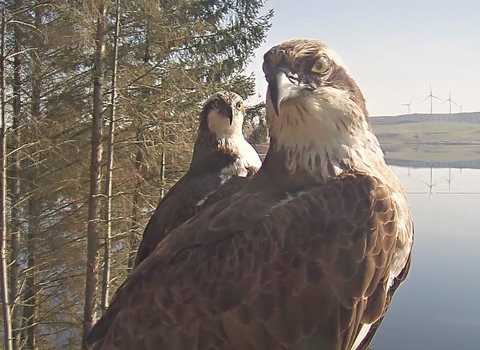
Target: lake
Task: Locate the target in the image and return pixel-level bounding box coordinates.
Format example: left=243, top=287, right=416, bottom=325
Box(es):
left=371, top=166, right=480, bottom=350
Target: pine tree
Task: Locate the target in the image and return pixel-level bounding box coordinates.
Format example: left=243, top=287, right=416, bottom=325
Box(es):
left=1, top=8, right=13, bottom=350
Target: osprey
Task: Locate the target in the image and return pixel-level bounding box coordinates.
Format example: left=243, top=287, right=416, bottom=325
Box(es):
left=87, top=39, right=413, bottom=350
left=132, top=91, right=262, bottom=268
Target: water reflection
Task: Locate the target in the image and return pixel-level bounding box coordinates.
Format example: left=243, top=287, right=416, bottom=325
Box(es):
left=371, top=166, right=480, bottom=350
left=391, top=166, right=480, bottom=196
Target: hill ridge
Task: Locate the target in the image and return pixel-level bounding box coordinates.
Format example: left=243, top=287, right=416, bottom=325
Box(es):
left=370, top=112, right=480, bottom=125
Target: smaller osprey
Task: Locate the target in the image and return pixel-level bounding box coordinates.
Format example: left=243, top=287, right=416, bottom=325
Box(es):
left=132, top=91, right=261, bottom=268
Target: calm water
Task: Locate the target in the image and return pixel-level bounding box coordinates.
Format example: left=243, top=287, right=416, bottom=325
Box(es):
left=371, top=166, right=480, bottom=350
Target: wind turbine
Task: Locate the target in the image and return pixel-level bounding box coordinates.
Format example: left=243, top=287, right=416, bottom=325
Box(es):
left=421, top=85, right=441, bottom=114
left=401, top=98, right=414, bottom=114
left=442, top=168, right=453, bottom=190
left=441, top=91, right=457, bottom=114
left=459, top=105, right=463, bottom=113
left=422, top=167, right=439, bottom=199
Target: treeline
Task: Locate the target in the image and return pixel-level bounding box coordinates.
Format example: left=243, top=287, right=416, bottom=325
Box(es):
left=0, top=0, right=272, bottom=349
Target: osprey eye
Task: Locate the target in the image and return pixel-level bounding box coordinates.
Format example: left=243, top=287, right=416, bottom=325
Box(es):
left=235, top=101, right=242, bottom=110
left=212, top=98, right=221, bottom=108
left=276, top=48, right=286, bottom=60
left=311, top=56, right=330, bottom=74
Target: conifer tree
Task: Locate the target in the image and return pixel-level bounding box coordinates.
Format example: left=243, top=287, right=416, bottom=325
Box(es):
left=0, top=1, right=272, bottom=347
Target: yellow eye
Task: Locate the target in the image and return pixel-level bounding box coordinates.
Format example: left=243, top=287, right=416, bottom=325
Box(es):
left=235, top=101, right=242, bottom=110
left=212, top=98, right=221, bottom=108
left=311, top=56, right=330, bottom=74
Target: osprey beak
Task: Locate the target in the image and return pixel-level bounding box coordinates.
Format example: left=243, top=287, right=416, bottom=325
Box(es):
left=268, top=66, right=299, bottom=116
left=226, top=106, right=233, bottom=125
left=220, top=103, right=234, bottom=125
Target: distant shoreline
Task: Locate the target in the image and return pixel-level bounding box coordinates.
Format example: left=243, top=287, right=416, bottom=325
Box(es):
left=372, top=113, right=480, bottom=168
left=370, top=112, right=480, bottom=125
left=253, top=112, right=480, bottom=169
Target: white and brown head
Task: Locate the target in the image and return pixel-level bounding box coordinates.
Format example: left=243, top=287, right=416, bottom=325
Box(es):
left=198, top=91, right=246, bottom=143
left=192, top=91, right=261, bottom=174
left=262, top=39, right=384, bottom=180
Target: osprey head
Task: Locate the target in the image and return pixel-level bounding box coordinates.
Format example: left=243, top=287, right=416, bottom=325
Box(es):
left=261, top=39, right=383, bottom=180
left=262, top=39, right=368, bottom=127
left=193, top=91, right=261, bottom=175
left=201, top=91, right=245, bottom=139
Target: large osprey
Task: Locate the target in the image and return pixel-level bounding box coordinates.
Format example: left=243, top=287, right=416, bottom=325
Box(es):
left=132, top=91, right=262, bottom=268
left=87, top=39, right=413, bottom=350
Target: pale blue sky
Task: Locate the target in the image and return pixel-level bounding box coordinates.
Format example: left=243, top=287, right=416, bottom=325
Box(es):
left=246, top=0, right=480, bottom=116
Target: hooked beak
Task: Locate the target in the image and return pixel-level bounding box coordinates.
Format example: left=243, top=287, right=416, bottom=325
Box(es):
left=227, top=107, right=233, bottom=125
left=268, top=65, right=302, bottom=116
left=220, top=104, right=234, bottom=125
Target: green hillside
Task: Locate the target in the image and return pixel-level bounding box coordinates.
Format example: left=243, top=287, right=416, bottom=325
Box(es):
left=372, top=121, right=480, bottom=163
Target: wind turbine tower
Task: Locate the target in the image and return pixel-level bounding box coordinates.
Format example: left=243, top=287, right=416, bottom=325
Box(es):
left=422, top=167, right=439, bottom=199
left=442, top=91, right=457, bottom=114
left=442, top=168, right=453, bottom=191
left=401, top=98, right=414, bottom=114
left=421, top=85, right=441, bottom=114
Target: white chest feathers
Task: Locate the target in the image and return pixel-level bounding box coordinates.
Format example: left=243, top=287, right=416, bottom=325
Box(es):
left=218, top=135, right=262, bottom=184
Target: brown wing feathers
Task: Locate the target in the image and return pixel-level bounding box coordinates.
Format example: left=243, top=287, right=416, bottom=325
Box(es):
left=356, top=250, right=413, bottom=350
left=87, top=173, right=401, bottom=350
left=133, top=171, right=255, bottom=268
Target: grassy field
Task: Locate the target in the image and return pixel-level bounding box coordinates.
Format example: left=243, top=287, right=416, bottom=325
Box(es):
left=371, top=121, right=480, bottom=163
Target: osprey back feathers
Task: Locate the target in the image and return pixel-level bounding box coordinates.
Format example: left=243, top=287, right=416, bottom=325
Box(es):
left=87, top=40, right=413, bottom=350
left=132, top=91, right=261, bottom=268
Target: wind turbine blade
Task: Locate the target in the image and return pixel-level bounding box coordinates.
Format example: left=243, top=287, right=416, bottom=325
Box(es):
left=441, top=99, right=448, bottom=104
left=432, top=95, right=442, bottom=100
left=451, top=100, right=458, bottom=105
left=421, top=95, right=430, bottom=103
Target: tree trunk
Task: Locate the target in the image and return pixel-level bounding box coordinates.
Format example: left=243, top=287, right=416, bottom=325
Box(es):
left=82, top=5, right=107, bottom=349
left=21, top=8, right=42, bottom=347
left=0, top=9, right=13, bottom=350
left=160, top=149, right=166, bottom=198
left=101, top=0, right=120, bottom=314
left=22, top=194, right=39, bottom=350
left=10, top=1, right=23, bottom=348
left=126, top=132, right=144, bottom=273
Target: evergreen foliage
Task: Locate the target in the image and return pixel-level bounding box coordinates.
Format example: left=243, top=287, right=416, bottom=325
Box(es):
left=0, top=0, right=272, bottom=347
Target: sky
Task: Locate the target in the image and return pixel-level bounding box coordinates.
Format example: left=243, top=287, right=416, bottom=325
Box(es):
left=245, top=0, right=480, bottom=116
